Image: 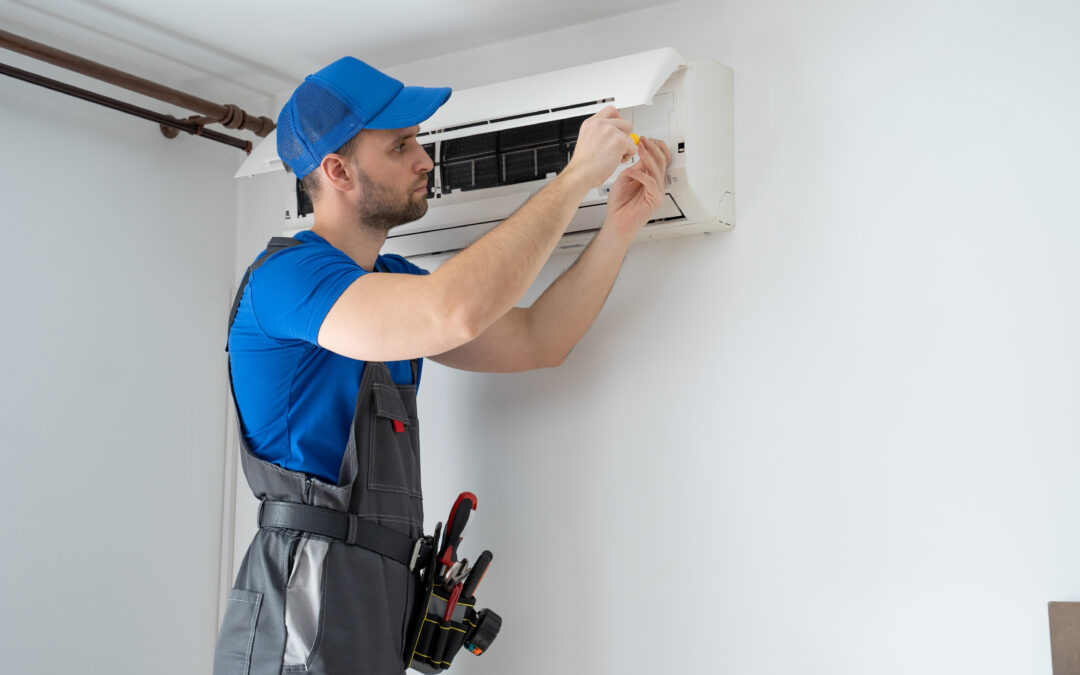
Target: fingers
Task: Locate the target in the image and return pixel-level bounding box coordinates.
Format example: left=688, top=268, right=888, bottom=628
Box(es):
left=625, top=163, right=663, bottom=201
left=572, top=106, right=678, bottom=190
left=633, top=137, right=670, bottom=188
left=639, top=136, right=672, bottom=170
left=619, top=137, right=638, bottom=164
left=636, top=139, right=661, bottom=176
left=653, top=137, right=673, bottom=167
left=626, top=151, right=660, bottom=188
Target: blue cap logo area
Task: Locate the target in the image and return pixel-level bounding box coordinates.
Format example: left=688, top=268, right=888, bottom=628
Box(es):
left=277, top=57, right=452, bottom=180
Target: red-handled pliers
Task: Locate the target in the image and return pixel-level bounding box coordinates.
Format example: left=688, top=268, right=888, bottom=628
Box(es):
left=443, top=581, right=464, bottom=622
left=437, top=492, right=477, bottom=574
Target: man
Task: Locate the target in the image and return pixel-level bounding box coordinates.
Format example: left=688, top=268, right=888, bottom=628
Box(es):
left=215, top=56, right=671, bottom=675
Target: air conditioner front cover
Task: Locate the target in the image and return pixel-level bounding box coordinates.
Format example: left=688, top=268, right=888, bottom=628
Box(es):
left=234, top=48, right=685, bottom=178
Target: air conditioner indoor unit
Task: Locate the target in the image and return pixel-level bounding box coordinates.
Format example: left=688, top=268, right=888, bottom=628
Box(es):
left=235, top=48, right=734, bottom=262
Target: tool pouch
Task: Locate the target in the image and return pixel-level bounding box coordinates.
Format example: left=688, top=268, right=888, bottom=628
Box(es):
left=406, top=586, right=477, bottom=673
left=403, top=525, right=502, bottom=672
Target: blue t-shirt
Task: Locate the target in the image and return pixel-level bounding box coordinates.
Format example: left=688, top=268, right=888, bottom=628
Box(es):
left=228, top=229, right=428, bottom=483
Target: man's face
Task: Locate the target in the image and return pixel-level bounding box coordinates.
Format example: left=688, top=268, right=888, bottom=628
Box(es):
left=346, top=125, right=433, bottom=233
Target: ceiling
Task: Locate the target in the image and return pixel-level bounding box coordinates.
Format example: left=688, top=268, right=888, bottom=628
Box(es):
left=1, top=0, right=683, bottom=115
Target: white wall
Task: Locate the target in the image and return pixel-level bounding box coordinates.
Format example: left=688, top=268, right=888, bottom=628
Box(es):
left=228, top=1, right=1080, bottom=674
left=384, top=1, right=1079, bottom=674
left=0, top=54, right=243, bottom=673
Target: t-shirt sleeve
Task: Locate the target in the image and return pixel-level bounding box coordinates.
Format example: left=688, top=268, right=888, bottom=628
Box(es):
left=248, top=246, right=365, bottom=344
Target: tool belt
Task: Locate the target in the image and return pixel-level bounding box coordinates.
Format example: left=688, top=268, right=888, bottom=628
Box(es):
left=258, top=496, right=502, bottom=672
left=405, top=521, right=501, bottom=673
left=257, top=500, right=434, bottom=570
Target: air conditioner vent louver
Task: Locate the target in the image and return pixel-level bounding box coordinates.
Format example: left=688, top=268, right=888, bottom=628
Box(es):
left=439, top=115, right=588, bottom=192
left=416, top=99, right=609, bottom=138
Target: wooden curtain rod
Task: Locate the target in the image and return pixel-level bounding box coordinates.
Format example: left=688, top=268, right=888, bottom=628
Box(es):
left=0, top=28, right=275, bottom=149
left=0, top=60, right=253, bottom=152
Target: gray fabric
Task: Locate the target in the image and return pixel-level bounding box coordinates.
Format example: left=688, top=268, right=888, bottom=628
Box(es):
left=283, top=536, right=329, bottom=666
left=218, top=360, right=423, bottom=675
left=216, top=241, right=426, bottom=675
left=213, top=589, right=263, bottom=675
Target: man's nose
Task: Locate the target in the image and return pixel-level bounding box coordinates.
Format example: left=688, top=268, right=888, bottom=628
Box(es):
left=416, top=147, right=434, bottom=173
left=418, top=156, right=434, bottom=174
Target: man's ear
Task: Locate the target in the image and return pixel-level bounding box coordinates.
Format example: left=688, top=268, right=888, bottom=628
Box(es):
left=319, top=153, right=356, bottom=194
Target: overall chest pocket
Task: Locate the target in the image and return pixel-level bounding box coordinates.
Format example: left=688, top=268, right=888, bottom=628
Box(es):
left=367, top=383, right=422, bottom=497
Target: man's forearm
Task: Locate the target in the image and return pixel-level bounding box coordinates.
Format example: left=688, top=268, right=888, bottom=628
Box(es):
left=430, top=168, right=593, bottom=338
left=523, top=220, right=637, bottom=366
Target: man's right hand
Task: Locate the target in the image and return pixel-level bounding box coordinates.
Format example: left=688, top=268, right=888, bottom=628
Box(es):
left=563, top=106, right=638, bottom=189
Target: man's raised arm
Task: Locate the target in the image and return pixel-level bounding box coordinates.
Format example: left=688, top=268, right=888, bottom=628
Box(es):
left=318, top=107, right=637, bottom=362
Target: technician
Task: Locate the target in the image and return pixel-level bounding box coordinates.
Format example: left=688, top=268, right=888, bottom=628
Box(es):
left=215, top=56, right=671, bottom=675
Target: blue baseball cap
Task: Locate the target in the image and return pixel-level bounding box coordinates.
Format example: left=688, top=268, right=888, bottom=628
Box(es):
left=277, top=57, right=452, bottom=180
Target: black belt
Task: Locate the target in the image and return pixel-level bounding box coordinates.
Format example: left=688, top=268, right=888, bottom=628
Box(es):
left=258, top=500, right=434, bottom=571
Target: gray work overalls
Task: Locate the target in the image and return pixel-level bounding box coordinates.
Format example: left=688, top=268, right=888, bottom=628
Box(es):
left=215, top=238, right=429, bottom=675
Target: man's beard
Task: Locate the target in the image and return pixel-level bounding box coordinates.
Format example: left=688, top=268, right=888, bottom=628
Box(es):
left=353, top=169, right=428, bottom=234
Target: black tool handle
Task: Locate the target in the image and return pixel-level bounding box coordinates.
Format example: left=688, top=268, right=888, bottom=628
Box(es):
left=438, top=491, right=477, bottom=565
left=462, top=549, right=492, bottom=598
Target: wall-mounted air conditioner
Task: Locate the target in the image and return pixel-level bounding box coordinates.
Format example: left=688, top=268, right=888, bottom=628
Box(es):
left=235, top=48, right=734, bottom=262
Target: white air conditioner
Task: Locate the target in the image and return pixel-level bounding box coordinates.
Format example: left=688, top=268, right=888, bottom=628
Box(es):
left=235, top=48, right=734, bottom=261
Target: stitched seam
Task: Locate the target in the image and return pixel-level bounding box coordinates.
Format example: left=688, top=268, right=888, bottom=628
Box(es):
left=241, top=592, right=261, bottom=673
left=372, top=384, right=410, bottom=422
left=367, top=409, right=422, bottom=499
left=420, top=617, right=468, bottom=635
left=367, top=481, right=419, bottom=495
left=353, top=513, right=420, bottom=524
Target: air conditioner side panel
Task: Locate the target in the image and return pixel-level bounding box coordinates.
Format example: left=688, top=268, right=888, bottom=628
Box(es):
left=682, top=58, right=735, bottom=231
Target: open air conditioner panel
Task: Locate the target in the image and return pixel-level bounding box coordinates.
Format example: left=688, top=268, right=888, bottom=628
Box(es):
left=261, top=48, right=734, bottom=264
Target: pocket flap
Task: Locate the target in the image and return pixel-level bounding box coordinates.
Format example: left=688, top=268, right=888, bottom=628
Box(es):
left=372, top=383, right=410, bottom=424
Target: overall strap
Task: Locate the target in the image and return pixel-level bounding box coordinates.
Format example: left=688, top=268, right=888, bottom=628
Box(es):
left=226, top=237, right=304, bottom=351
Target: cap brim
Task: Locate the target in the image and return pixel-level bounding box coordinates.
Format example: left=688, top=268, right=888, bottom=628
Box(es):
left=365, top=85, right=452, bottom=130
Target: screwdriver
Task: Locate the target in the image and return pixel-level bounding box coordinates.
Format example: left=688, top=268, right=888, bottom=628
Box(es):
left=461, top=550, right=492, bottom=598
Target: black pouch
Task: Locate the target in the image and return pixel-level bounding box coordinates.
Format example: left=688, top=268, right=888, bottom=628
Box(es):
left=406, top=586, right=477, bottom=673
left=403, top=525, right=501, bottom=672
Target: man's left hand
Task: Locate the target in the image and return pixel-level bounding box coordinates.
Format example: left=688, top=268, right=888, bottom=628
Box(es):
left=603, top=136, right=673, bottom=238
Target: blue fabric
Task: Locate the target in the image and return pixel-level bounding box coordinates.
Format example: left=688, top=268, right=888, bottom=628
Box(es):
left=277, top=56, right=451, bottom=179
left=228, top=229, right=428, bottom=484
